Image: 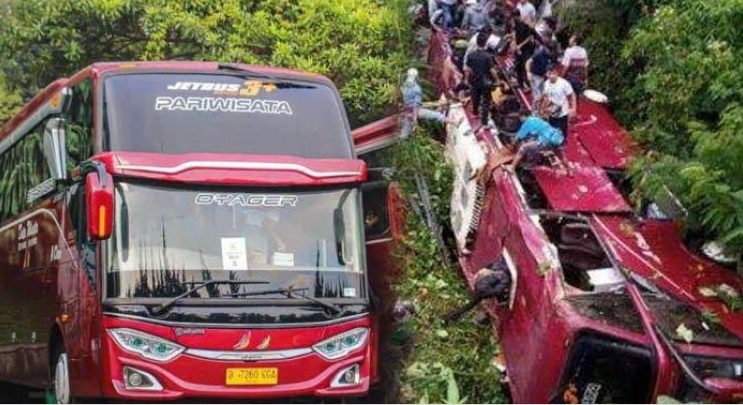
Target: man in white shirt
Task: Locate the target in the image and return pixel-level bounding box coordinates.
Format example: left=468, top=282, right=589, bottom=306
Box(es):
left=516, top=0, right=537, bottom=26
left=540, top=64, right=575, bottom=143
left=561, top=34, right=589, bottom=93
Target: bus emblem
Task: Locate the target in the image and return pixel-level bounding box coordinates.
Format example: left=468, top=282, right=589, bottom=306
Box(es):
left=233, top=332, right=251, bottom=350
left=257, top=336, right=271, bottom=350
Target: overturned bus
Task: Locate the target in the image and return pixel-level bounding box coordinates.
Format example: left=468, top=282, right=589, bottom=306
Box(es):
left=424, top=23, right=743, bottom=403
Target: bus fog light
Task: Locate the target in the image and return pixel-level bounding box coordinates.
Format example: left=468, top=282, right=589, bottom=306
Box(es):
left=127, top=371, right=143, bottom=387
left=123, top=367, right=163, bottom=391
left=331, top=364, right=360, bottom=387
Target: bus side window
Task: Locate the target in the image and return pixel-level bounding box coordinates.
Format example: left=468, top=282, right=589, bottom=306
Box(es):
left=362, top=181, right=392, bottom=242
left=0, top=120, right=52, bottom=223
left=64, top=78, right=94, bottom=170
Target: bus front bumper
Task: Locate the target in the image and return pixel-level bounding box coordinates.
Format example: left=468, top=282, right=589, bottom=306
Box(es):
left=99, top=316, right=372, bottom=400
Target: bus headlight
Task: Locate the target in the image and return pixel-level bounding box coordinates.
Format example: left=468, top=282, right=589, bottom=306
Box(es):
left=109, top=328, right=184, bottom=362
left=313, top=328, right=368, bottom=360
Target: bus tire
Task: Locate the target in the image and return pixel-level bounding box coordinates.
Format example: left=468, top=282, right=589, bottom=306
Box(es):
left=51, top=345, right=76, bottom=404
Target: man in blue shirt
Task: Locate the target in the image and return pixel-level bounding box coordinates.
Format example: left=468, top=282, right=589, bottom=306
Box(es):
left=400, top=68, right=453, bottom=139
left=506, top=113, right=564, bottom=171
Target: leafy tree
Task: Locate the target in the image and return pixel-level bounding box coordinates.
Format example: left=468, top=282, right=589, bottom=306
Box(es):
left=619, top=0, right=743, bottom=257
left=0, top=75, right=22, bottom=125
left=0, top=0, right=413, bottom=126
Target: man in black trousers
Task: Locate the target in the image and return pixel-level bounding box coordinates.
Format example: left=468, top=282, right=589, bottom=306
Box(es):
left=465, top=30, right=497, bottom=128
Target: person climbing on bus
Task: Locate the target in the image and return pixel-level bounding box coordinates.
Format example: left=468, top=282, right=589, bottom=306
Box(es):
left=504, top=110, right=564, bottom=172
left=399, top=67, right=454, bottom=139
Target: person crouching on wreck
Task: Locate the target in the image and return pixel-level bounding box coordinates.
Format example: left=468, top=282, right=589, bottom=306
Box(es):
left=505, top=110, right=564, bottom=172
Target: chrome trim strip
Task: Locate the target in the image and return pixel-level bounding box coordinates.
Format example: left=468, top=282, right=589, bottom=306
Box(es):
left=102, top=312, right=369, bottom=329
left=186, top=347, right=312, bottom=361
left=116, top=161, right=361, bottom=179
left=365, top=237, right=393, bottom=245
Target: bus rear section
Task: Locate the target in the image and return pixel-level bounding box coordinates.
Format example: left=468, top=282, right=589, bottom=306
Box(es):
left=0, top=62, right=399, bottom=402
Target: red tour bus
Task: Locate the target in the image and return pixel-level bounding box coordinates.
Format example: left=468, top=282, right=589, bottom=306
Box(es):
left=0, top=61, right=401, bottom=402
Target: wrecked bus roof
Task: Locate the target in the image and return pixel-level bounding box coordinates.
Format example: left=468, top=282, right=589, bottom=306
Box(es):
left=532, top=165, right=632, bottom=213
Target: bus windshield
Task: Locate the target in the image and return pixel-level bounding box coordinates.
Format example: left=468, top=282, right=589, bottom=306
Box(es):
left=102, top=73, right=352, bottom=159
left=105, top=182, right=365, bottom=300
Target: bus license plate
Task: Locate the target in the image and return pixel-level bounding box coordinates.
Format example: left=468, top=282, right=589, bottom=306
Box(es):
left=225, top=368, right=278, bottom=385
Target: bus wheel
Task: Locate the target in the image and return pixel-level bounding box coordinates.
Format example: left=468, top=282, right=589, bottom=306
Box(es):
left=51, top=347, right=76, bottom=404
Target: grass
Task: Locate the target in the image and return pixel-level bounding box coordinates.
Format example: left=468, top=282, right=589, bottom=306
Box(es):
left=375, top=129, right=508, bottom=404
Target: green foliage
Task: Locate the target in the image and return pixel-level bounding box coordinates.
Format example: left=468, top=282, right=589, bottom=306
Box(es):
left=0, top=126, right=47, bottom=221
left=384, top=131, right=506, bottom=404
left=0, top=0, right=412, bottom=126
left=417, top=365, right=468, bottom=404
left=619, top=0, right=743, bottom=258
left=393, top=131, right=454, bottom=222
left=0, top=75, right=22, bottom=125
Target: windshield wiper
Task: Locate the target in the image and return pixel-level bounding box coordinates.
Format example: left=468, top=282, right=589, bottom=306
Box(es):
left=152, top=280, right=270, bottom=315
left=226, top=286, right=343, bottom=316
left=217, top=63, right=276, bottom=80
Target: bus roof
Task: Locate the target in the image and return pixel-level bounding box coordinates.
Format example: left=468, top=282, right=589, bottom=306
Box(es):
left=0, top=61, right=330, bottom=144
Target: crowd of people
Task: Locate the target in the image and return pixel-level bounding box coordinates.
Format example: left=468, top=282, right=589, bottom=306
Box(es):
left=402, top=0, right=590, bottom=172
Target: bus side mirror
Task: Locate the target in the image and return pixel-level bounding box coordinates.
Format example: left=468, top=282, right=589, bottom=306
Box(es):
left=85, top=169, right=114, bottom=240
left=43, top=117, right=68, bottom=181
